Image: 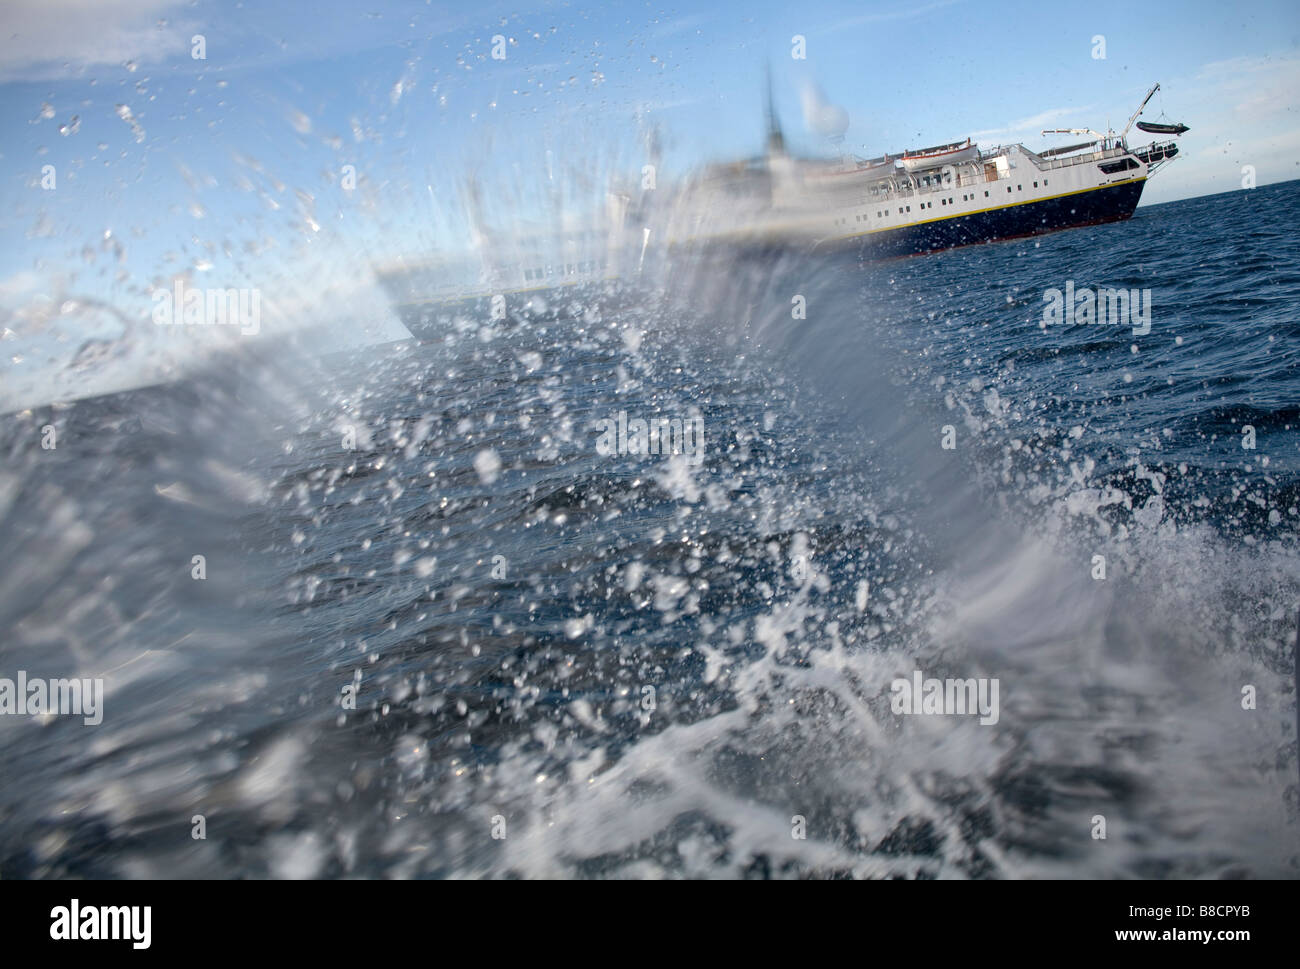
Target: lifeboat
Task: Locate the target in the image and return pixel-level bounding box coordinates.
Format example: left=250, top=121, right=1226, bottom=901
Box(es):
left=1135, top=121, right=1189, bottom=135
left=899, top=137, right=979, bottom=172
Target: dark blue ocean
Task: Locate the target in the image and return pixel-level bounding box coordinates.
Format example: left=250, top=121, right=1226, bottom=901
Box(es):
left=2, top=179, right=1298, bottom=878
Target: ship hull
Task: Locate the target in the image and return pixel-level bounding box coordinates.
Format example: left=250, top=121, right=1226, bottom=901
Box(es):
left=840, top=176, right=1147, bottom=259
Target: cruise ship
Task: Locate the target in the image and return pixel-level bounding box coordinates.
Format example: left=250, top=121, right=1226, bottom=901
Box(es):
left=375, top=83, right=1184, bottom=338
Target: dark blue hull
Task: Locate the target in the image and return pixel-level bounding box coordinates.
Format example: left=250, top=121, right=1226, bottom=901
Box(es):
left=844, top=177, right=1146, bottom=259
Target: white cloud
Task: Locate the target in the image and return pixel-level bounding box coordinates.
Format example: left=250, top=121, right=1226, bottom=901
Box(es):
left=824, top=0, right=964, bottom=32
left=1138, top=53, right=1300, bottom=202
left=0, top=269, right=44, bottom=301
left=970, top=106, right=1095, bottom=144
left=1190, top=53, right=1300, bottom=124
left=649, top=13, right=712, bottom=39
left=0, top=0, right=193, bottom=82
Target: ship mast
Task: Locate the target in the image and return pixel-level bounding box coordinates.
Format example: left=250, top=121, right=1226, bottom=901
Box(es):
left=764, top=63, right=785, bottom=157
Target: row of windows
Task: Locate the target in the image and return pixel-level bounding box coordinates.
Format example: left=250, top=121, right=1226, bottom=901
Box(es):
left=522, top=261, right=607, bottom=281
left=855, top=175, right=1054, bottom=226
left=1006, top=179, right=1048, bottom=194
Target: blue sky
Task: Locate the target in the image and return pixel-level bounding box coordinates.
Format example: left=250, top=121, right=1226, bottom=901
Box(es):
left=1, top=0, right=1298, bottom=405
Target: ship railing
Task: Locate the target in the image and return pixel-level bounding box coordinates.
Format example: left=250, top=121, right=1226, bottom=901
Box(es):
left=1033, top=145, right=1129, bottom=171
left=975, top=142, right=1130, bottom=175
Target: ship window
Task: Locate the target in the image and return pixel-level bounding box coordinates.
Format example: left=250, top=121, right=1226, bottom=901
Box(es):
left=1017, top=184, right=1022, bottom=191
left=1044, top=179, right=1048, bottom=186
left=1007, top=187, right=1012, bottom=193
left=1098, top=158, right=1140, bottom=174
left=906, top=205, right=911, bottom=212
left=984, top=190, right=990, bottom=197
left=1033, top=181, right=1038, bottom=187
